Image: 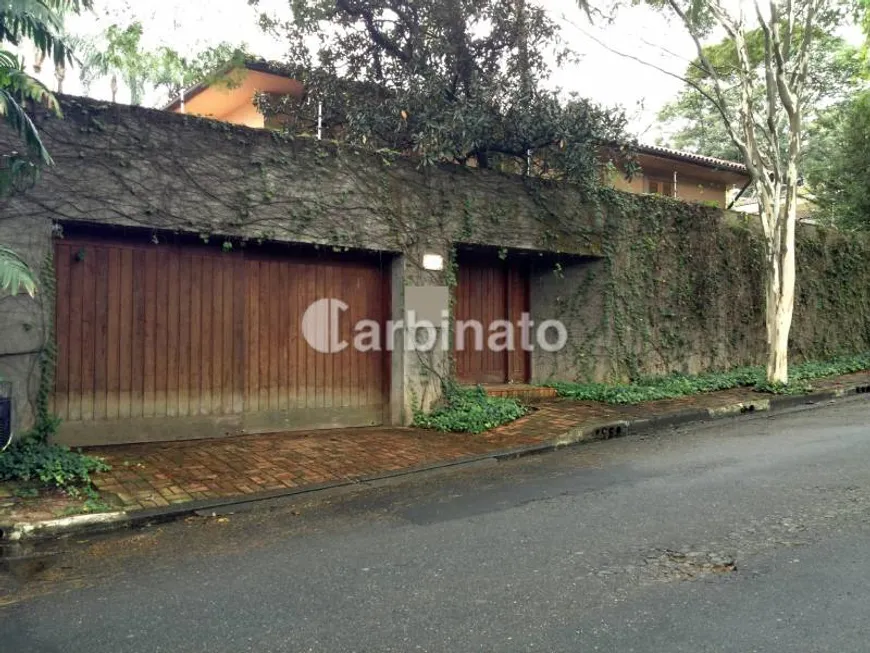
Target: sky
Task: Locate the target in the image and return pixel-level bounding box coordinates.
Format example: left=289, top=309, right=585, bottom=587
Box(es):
left=28, top=0, right=760, bottom=143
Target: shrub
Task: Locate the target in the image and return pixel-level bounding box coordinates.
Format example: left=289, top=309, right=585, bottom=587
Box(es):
left=414, top=386, right=528, bottom=434
left=0, top=438, right=109, bottom=494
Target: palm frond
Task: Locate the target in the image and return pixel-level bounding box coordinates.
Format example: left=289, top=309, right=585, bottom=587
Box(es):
left=0, top=1, right=84, bottom=196
left=0, top=245, right=37, bottom=296
left=0, top=0, right=92, bottom=67
left=0, top=53, right=60, bottom=107
left=0, top=87, right=54, bottom=165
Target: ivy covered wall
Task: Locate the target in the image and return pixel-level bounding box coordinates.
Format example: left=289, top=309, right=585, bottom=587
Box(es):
left=8, top=98, right=604, bottom=259
left=531, top=194, right=870, bottom=383
left=2, top=96, right=870, bottom=434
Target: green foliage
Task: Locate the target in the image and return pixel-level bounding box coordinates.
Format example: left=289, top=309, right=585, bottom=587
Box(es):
left=150, top=43, right=248, bottom=99
left=537, top=188, right=761, bottom=383
left=74, top=21, right=151, bottom=104
left=253, top=0, right=631, bottom=187
left=754, top=380, right=813, bottom=395
left=547, top=367, right=762, bottom=404
left=0, top=438, right=109, bottom=493
left=98, top=22, right=147, bottom=103
left=414, top=385, right=528, bottom=434
left=0, top=0, right=91, bottom=69
left=0, top=245, right=36, bottom=295
left=74, top=20, right=247, bottom=105
left=857, top=0, right=870, bottom=55
left=657, top=26, right=861, bottom=161
left=804, top=90, right=870, bottom=229
left=1, top=1, right=94, bottom=189
left=26, top=412, right=62, bottom=443
left=547, top=352, right=870, bottom=404
left=789, top=352, right=870, bottom=381
left=1, top=0, right=91, bottom=294
left=0, top=50, right=56, bottom=171
left=0, top=0, right=74, bottom=192
left=657, top=88, right=740, bottom=161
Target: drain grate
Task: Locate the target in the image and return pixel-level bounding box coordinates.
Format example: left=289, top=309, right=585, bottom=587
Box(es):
left=593, top=424, right=626, bottom=440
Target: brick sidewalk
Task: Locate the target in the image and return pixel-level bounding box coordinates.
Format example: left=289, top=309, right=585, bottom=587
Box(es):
left=87, top=371, right=870, bottom=512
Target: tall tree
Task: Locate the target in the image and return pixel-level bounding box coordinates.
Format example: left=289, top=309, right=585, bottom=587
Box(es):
left=639, top=0, right=839, bottom=384
left=74, top=24, right=246, bottom=106
left=658, top=27, right=862, bottom=162
left=75, top=21, right=149, bottom=104
left=803, top=89, right=870, bottom=228
left=150, top=43, right=246, bottom=101
left=1, top=0, right=92, bottom=295
left=252, top=0, right=630, bottom=186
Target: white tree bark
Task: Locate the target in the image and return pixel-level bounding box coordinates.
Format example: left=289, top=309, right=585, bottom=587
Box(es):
left=55, top=64, right=66, bottom=94
left=759, top=181, right=796, bottom=383
left=665, top=0, right=821, bottom=385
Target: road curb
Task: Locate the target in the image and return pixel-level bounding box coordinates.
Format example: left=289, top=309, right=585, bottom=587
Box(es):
left=3, top=382, right=869, bottom=544
left=1, top=511, right=128, bottom=542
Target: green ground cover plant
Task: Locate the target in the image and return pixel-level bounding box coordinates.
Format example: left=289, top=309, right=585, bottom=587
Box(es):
left=546, top=352, right=870, bottom=404
left=413, top=385, right=528, bottom=434
left=0, top=437, right=109, bottom=495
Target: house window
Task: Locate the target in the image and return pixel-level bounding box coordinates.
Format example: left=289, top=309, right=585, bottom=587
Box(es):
left=647, top=178, right=675, bottom=197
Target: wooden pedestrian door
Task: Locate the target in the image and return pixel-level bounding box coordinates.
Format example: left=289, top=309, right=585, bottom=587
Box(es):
left=53, top=230, right=389, bottom=445
left=454, top=255, right=530, bottom=385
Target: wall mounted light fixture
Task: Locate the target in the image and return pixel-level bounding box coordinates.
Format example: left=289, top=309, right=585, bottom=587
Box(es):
left=422, top=254, right=444, bottom=271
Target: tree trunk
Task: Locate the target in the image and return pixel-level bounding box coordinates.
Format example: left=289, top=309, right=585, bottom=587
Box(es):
left=33, top=49, right=45, bottom=74
left=444, top=0, right=473, bottom=95
left=762, top=199, right=796, bottom=385
left=516, top=0, right=531, bottom=99
left=110, top=74, right=118, bottom=103
left=55, top=64, right=66, bottom=94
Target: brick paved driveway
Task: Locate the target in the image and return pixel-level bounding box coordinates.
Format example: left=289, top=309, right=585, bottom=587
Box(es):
left=88, top=372, right=870, bottom=512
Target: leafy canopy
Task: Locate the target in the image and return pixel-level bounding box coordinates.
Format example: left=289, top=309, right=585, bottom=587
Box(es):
left=75, top=20, right=247, bottom=105
left=658, top=25, right=862, bottom=162
left=151, top=43, right=248, bottom=99
left=252, top=0, right=631, bottom=186
left=804, top=90, right=870, bottom=228
left=0, top=0, right=91, bottom=68
left=1, top=0, right=92, bottom=294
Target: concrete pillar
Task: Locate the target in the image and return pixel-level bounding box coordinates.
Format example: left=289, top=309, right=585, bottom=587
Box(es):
left=388, top=247, right=452, bottom=425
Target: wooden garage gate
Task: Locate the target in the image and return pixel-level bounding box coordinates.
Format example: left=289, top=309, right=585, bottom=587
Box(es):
left=52, top=230, right=390, bottom=445
left=454, top=254, right=529, bottom=385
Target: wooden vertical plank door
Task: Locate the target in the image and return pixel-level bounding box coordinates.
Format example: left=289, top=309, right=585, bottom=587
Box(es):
left=454, top=253, right=530, bottom=385
left=54, top=232, right=391, bottom=443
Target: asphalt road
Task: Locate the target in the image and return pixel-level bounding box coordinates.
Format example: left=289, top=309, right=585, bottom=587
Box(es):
left=3, top=398, right=870, bottom=652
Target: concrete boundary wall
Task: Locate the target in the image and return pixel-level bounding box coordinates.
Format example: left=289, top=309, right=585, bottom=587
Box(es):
left=2, top=95, right=869, bottom=441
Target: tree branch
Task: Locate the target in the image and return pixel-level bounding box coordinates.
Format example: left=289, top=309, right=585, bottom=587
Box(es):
left=665, top=0, right=759, bottom=181
left=755, top=0, right=783, bottom=181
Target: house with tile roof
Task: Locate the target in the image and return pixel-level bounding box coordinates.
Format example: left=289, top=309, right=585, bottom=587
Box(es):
left=609, top=144, right=750, bottom=209
left=164, top=58, right=751, bottom=209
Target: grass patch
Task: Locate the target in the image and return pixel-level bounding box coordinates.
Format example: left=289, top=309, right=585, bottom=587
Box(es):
left=413, top=385, right=528, bottom=434
left=546, top=352, right=870, bottom=405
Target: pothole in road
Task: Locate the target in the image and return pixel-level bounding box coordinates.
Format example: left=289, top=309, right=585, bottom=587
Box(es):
left=593, top=549, right=737, bottom=584
left=656, top=549, right=737, bottom=578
